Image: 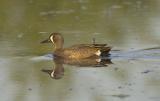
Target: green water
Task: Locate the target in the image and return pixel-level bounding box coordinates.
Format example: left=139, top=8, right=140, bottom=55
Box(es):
left=0, top=0, right=160, bottom=101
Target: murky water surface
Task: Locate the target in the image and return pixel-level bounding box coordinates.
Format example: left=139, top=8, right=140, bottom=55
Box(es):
left=0, top=1, right=160, bottom=101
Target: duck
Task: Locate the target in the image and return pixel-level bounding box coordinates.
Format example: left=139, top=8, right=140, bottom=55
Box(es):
left=41, top=33, right=111, bottom=59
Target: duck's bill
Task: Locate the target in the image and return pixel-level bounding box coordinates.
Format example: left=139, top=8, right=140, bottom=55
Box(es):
left=40, top=39, right=51, bottom=43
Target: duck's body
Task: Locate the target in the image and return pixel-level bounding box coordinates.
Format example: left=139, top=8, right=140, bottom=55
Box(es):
left=41, top=33, right=111, bottom=59
left=54, top=44, right=111, bottom=59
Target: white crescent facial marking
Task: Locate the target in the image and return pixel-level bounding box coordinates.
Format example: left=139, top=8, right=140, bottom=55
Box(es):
left=51, top=71, right=54, bottom=77
left=95, top=50, right=101, bottom=56
left=50, top=35, right=54, bottom=43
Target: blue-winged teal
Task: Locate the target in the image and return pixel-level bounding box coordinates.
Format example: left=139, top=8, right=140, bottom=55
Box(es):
left=41, top=33, right=111, bottom=59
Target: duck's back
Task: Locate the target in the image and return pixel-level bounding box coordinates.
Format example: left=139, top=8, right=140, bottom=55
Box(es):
left=54, top=44, right=111, bottom=59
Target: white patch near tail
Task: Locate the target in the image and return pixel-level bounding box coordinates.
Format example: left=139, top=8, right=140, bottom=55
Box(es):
left=95, top=50, right=101, bottom=56
left=96, top=58, right=101, bottom=62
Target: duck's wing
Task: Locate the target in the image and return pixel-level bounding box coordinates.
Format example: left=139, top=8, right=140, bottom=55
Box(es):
left=54, top=43, right=111, bottom=59
left=61, top=44, right=111, bottom=58
left=61, top=45, right=99, bottom=58
left=92, top=44, right=107, bottom=47
left=69, top=44, right=107, bottom=49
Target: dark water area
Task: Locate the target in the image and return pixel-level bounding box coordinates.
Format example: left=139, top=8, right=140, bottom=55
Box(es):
left=0, top=0, right=160, bottom=101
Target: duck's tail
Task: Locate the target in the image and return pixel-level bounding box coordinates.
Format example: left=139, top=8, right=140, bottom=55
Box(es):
left=100, top=47, right=112, bottom=57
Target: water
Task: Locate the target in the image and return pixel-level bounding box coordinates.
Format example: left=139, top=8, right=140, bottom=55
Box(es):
left=111, top=47, right=160, bottom=60
left=0, top=0, right=160, bottom=101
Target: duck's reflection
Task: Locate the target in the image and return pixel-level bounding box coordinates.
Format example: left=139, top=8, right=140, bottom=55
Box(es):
left=42, top=57, right=112, bottom=79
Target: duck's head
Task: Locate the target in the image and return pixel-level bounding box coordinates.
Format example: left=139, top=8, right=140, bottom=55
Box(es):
left=41, top=33, right=64, bottom=49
